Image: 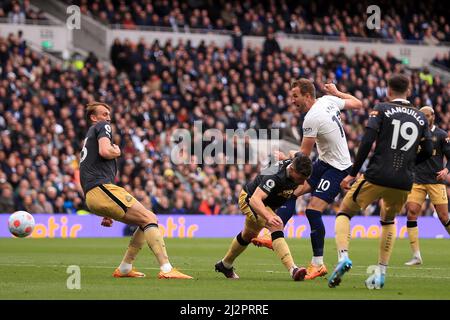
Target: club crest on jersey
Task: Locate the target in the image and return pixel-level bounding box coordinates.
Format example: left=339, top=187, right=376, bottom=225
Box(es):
left=369, top=110, right=379, bottom=117
left=446, top=137, right=450, bottom=144
left=263, top=179, right=275, bottom=192
left=277, top=189, right=294, bottom=198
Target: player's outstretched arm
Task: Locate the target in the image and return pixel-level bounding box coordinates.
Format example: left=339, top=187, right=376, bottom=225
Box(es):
left=323, top=83, right=362, bottom=110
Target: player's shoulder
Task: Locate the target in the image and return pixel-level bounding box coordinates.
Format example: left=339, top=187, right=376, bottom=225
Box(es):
left=435, top=126, right=449, bottom=139
left=94, top=120, right=111, bottom=129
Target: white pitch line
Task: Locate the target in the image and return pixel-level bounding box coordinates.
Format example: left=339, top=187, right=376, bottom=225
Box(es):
left=0, top=263, right=449, bottom=280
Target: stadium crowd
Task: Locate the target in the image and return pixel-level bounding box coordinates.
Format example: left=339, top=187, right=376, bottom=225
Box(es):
left=0, top=30, right=449, bottom=217
left=0, top=0, right=47, bottom=23
left=70, top=0, right=450, bottom=44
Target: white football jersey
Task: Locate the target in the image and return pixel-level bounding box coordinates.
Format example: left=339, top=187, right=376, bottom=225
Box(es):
left=302, top=95, right=352, bottom=170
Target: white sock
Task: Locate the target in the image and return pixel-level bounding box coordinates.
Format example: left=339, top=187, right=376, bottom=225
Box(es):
left=160, top=262, right=173, bottom=273
left=378, top=264, right=387, bottom=275
left=289, top=265, right=298, bottom=277
left=338, top=250, right=349, bottom=262
left=312, top=256, right=323, bottom=266
left=222, top=260, right=232, bottom=269
left=119, top=262, right=132, bottom=274
left=413, top=251, right=422, bottom=259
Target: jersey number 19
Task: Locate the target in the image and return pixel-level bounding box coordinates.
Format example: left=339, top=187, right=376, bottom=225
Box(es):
left=390, top=119, right=418, bottom=151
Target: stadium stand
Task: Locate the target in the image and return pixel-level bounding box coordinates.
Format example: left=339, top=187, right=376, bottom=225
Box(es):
left=66, top=0, right=450, bottom=44
left=0, top=0, right=47, bottom=23
left=0, top=25, right=449, bottom=216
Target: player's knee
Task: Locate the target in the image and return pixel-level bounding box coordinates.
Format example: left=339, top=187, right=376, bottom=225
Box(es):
left=136, top=210, right=157, bottom=228
left=267, top=223, right=284, bottom=233
left=307, top=197, right=328, bottom=212
left=406, top=203, right=420, bottom=219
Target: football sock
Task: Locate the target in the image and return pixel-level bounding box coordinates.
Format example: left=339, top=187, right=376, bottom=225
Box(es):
left=223, top=232, right=249, bottom=267
left=121, top=227, right=146, bottom=268
left=335, top=214, right=351, bottom=261
left=444, top=219, right=450, bottom=235
left=378, top=263, right=387, bottom=275
left=271, top=231, right=295, bottom=270
left=142, top=223, right=171, bottom=269
left=379, top=220, right=397, bottom=267
left=406, top=220, right=420, bottom=257
left=289, top=265, right=299, bottom=277
left=118, top=262, right=132, bottom=274
left=305, top=209, right=325, bottom=257
left=311, top=256, right=323, bottom=266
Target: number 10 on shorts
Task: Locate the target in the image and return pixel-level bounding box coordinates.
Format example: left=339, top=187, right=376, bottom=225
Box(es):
left=318, top=179, right=330, bottom=191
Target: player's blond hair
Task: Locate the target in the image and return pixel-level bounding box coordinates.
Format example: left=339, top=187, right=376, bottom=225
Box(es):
left=419, top=106, right=434, bottom=114
left=86, top=102, right=111, bottom=124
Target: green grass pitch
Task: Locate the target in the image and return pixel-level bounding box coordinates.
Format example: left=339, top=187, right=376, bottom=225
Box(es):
left=0, top=237, right=449, bottom=300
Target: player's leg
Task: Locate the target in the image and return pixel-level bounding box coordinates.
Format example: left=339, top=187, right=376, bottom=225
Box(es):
left=121, top=200, right=192, bottom=279
left=427, top=184, right=450, bottom=234
left=89, top=184, right=192, bottom=279
left=251, top=194, right=303, bottom=249
left=371, top=188, right=409, bottom=289
left=304, top=162, right=347, bottom=279
left=304, top=196, right=328, bottom=279
left=329, top=177, right=380, bottom=288
left=114, top=227, right=146, bottom=277
left=85, top=185, right=147, bottom=278
left=216, top=191, right=264, bottom=278
left=261, top=207, right=306, bottom=280
left=404, top=184, right=426, bottom=265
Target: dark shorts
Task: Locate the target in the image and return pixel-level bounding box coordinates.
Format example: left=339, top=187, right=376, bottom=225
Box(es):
left=307, top=159, right=351, bottom=204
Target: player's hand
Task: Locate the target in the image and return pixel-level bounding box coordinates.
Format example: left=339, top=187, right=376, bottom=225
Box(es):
left=323, top=83, right=340, bottom=96
left=273, top=150, right=287, bottom=161
left=266, top=215, right=283, bottom=229
left=436, top=168, right=449, bottom=181
left=101, top=217, right=114, bottom=227
left=340, top=175, right=356, bottom=191
left=112, top=144, right=121, bottom=156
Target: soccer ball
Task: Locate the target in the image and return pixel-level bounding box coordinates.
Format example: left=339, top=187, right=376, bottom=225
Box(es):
left=8, top=211, right=35, bottom=238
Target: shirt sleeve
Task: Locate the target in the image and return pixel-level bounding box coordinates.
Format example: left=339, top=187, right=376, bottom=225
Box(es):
left=258, top=175, right=281, bottom=195
left=302, top=116, right=319, bottom=138
left=324, top=95, right=345, bottom=110
left=96, top=122, right=113, bottom=141
left=366, top=104, right=383, bottom=131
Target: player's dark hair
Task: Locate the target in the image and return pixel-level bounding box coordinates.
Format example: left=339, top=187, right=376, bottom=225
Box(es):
left=291, top=78, right=316, bottom=98
left=292, top=154, right=312, bottom=178
left=387, top=74, right=410, bottom=94
left=86, top=102, right=111, bottom=124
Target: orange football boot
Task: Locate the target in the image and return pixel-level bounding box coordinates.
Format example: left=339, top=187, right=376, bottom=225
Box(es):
left=112, top=268, right=146, bottom=278
left=304, top=263, right=328, bottom=280
left=251, top=237, right=273, bottom=250
left=158, top=268, right=193, bottom=279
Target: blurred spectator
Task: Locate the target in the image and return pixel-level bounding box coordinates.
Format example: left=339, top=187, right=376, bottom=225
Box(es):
left=0, top=184, right=15, bottom=213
